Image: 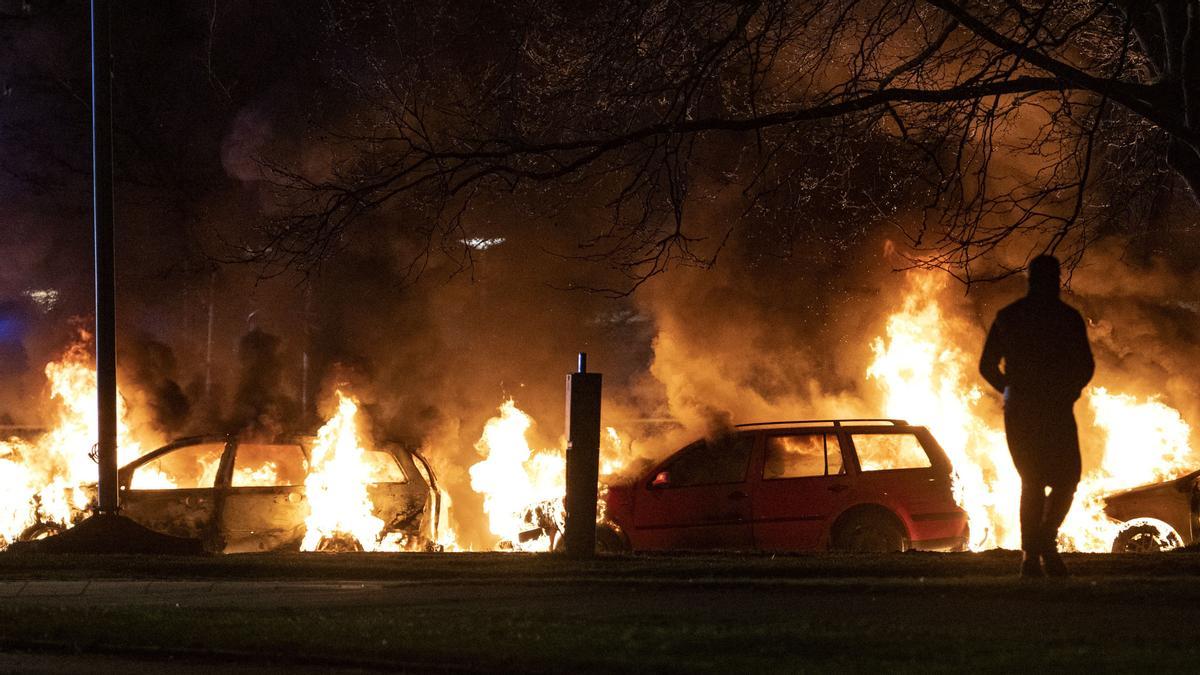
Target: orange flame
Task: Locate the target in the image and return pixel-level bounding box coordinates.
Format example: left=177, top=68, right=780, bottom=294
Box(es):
left=870, top=272, right=1200, bottom=552
left=0, top=336, right=160, bottom=548
left=301, top=391, right=393, bottom=552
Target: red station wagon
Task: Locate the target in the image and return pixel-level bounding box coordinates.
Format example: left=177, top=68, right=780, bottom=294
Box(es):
left=601, top=419, right=968, bottom=552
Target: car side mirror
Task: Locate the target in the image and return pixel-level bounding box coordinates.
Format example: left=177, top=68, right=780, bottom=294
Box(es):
left=651, top=471, right=670, bottom=488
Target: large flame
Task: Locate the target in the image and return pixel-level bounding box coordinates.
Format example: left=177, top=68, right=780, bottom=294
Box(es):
left=868, top=273, right=1021, bottom=548
left=1059, top=388, right=1198, bottom=551
left=301, top=390, right=392, bottom=552
left=466, top=400, right=634, bottom=550
left=869, top=272, right=1200, bottom=552
left=0, top=335, right=160, bottom=548
left=467, top=399, right=565, bottom=550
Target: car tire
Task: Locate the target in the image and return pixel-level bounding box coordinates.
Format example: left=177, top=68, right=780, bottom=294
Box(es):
left=1111, top=521, right=1182, bottom=553
left=832, top=513, right=907, bottom=553
left=17, top=521, right=65, bottom=542
left=595, top=524, right=630, bottom=553
left=314, top=534, right=365, bottom=552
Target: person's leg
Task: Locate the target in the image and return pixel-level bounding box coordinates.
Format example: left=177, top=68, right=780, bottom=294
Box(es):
left=1006, top=401, right=1045, bottom=576
left=1041, top=482, right=1077, bottom=547
left=1019, top=478, right=1047, bottom=576
left=1039, top=408, right=1082, bottom=577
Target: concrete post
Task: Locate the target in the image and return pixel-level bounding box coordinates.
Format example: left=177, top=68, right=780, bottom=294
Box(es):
left=564, top=352, right=602, bottom=558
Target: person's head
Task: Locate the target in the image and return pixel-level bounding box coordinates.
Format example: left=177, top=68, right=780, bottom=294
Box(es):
left=1027, top=255, right=1061, bottom=297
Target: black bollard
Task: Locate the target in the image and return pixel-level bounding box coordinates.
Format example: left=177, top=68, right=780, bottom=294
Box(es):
left=564, top=352, right=602, bottom=558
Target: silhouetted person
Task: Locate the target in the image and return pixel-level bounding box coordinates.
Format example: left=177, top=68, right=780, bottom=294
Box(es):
left=980, top=255, right=1093, bottom=578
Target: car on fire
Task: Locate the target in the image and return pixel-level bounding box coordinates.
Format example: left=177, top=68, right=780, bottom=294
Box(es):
left=1103, top=470, right=1199, bottom=552
left=596, top=419, right=969, bottom=553
left=26, top=435, right=443, bottom=553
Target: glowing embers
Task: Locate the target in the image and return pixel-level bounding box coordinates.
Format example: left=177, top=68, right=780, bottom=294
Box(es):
left=301, top=391, right=395, bottom=552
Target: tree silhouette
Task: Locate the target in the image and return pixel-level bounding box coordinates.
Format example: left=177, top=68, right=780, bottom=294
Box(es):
left=249, top=1, right=1192, bottom=292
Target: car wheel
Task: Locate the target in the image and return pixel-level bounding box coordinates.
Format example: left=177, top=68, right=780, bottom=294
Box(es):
left=1111, top=520, right=1182, bottom=553
left=595, top=524, right=629, bottom=553
left=314, top=534, right=365, bottom=552
left=17, top=521, right=65, bottom=542
left=833, top=514, right=907, bottom=553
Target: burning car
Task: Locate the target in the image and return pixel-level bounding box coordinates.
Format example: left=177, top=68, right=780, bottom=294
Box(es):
left=1103, top=471, right=1199, bottom=552
left=597, top=419, right=968, bottom=553
left=22, top=434, right=443, bottom=553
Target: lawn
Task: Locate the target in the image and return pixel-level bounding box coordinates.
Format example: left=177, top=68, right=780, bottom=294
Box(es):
left=0, top=550, right=1197, bottom=672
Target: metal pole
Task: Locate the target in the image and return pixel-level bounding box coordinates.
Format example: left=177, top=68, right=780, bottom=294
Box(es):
left=300, top=285, right=311, bottom=421
left=563, top=352, right=601, bottom=558
left=205, top=269, right=215, bottom=399
left=91, top=0, right=119, bottom=514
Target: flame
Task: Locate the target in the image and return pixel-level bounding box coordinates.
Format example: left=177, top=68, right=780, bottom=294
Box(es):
left=868, top=273, right=1020, bottom=549
left=433, top=489, right=460, bottom=551
left=869, top=272, right=1200, bottom=552
left=467, top=400, right=565, bottom=550
left=0, top=335, right=158, bottom=548
left=300, top=391, right=393, bottom=552
left=232, top=461, right=280, bottom=488
left=465, top=401, right=636, bottom=550
left=1059, top=388, right=1198, bottom=551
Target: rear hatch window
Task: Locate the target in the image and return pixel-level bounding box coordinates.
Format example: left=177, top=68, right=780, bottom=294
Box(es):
left=849, top=433, right=932, bottom=471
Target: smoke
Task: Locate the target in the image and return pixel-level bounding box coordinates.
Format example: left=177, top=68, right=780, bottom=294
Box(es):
left=118, top=335, right=190, bottom=436
left=228, top=328, right=299, bottom=438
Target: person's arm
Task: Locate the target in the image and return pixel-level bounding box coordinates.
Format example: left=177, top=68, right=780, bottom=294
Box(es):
left=979, top=318, right=1007, bottom=395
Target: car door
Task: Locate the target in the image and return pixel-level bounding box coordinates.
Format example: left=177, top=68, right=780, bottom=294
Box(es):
left=631, top=432, right=755, bottom=550
left=218, top=441, right=310, bottom=553
left=365, top=446, right=428, bottom=544
left=751, top=430, right=855, bottom=550
left=120, top=439, right=230, bottom=542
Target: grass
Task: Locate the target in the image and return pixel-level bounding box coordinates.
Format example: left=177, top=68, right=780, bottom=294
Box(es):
left=0, top=550, right=1198, bottom=672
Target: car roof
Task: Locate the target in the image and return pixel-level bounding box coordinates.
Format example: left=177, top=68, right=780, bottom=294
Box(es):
left=734, top=419, right=911, bottom=430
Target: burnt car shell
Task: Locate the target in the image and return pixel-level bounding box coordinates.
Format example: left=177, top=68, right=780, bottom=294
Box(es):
left=113, top=435, right=435, bottom=553
left=1103, top=469, right=1200, bottom=547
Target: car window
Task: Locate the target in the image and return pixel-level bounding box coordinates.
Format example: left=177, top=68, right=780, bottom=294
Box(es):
left=763, top=433, right=843, bottom=479
left=232, top=443, right=309, bottom=487
left=365, top=448, right=407, bottom=483
left=131, top=442, right=225, bottom=489
left=665, top=434, right=752, bottom=487
left=851, top=433, right=932, bottom=471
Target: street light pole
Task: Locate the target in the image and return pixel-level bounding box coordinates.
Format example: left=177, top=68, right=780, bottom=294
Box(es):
left=92, top=0, right=119, bottom=515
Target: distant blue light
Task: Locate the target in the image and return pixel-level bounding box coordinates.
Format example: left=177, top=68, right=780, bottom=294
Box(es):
left=0, top=315, right=24, bottom=343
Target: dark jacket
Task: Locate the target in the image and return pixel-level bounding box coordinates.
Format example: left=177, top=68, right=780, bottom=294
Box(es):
left=979, top=294, right=1094, bottom=403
